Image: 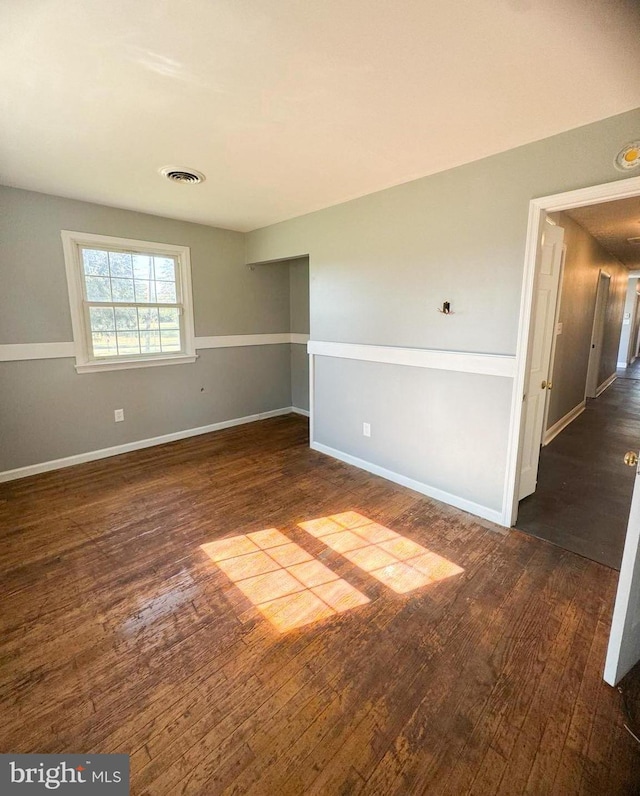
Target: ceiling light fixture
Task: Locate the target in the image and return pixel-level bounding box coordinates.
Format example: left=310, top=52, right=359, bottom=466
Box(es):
left=614, top=142, right=640, bottom=171
left=159, top=166, right=206, bottom=184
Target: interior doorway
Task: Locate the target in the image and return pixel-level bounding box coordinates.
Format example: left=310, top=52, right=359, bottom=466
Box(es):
left=506, top=174, right=640, bottom=687
left=514, top=196, right=640, bottom=569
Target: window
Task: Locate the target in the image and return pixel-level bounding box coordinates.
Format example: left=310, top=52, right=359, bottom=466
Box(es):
left=61, top=231, right=196, bottom=373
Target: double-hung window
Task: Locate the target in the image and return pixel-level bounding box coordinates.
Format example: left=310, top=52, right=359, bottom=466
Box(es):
left=61, top=231, right=196, bottom=373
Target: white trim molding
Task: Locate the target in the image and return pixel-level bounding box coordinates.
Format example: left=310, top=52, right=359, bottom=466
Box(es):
left=0, top=407, right=306, bottom=483
left=543, top=400, right=585, bottom=446
left=596, top=373, right=617, bottom=397
left=0, top=342, right=75, bottom=361
left=195, top=333, right=310, bottom=348
left=505, top=174, right=640, bottom=527
left=311, top=441, right=503, bottom=525
left=307, top=340, right=515, bottom=378
left=1, top=334, right=311, bottom=361
left=290, top=333, right=310, bottom=345
left=195, top=333, right=291, bottom=348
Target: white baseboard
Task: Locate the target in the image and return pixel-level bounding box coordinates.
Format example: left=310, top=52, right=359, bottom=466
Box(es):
left=291, top=407, right=310, bottom=417
left=311, top=441, right=504, bottom=526
left=596, top=373, right=617, bottom=397
left=0, top=407, right=303, bottom=483
left=617, top=361, right=628, bottom=369
left=543, top=400, right=586, bottom=446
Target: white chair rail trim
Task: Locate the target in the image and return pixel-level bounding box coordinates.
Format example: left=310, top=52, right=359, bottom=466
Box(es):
left=307, top=340, right=516, bottom=378
left=0, top=334, right=312, bottom=362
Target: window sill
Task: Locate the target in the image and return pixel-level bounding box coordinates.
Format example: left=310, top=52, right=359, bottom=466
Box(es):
left=74, top=353, right=198, bottom=374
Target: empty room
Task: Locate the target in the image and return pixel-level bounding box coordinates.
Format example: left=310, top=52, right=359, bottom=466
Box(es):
left=2, top=2, right=640, bottom=794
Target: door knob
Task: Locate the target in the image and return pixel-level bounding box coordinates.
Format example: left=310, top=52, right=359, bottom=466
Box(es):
left=541, top=380, right=547, bottom=389
left=547, top=381, right=553, bottom=390
left=624, top=451, right=638, bottom=467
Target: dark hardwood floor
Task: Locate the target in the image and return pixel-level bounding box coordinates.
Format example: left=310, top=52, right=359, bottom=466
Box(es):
left=1, top=415, right=639, bottom=794
left=617, top=357, right=640, bottom=381
left=516, top=377, right=640, bottom=569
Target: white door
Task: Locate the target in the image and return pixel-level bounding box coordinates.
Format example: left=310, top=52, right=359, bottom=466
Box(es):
left=586, top=272, right=610, bottom=398
left=631, top=291, right=640, bottom=363
left=519, top=221, right=565, bottom=500
left=542, top=244, right=566, bottom=446
left=604, top=449, right=640, bottom=685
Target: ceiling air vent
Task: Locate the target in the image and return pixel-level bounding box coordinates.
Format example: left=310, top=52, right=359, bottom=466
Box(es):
left=159, top=166, right=206, bottom=185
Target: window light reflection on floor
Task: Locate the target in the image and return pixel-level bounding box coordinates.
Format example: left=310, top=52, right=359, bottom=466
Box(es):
left=298, top=511, right=463, bottom=594
left=200, top=528, right=370, bottom=632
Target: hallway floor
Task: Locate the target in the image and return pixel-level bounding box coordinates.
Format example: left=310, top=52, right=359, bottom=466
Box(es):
left=617, top=357, right=640, bottom=381
left=516, top=374, right=640, bottom=569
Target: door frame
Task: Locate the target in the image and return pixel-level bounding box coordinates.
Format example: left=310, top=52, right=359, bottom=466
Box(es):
left=585, top=270, right=612, bottom=399
left=504, top=174, right=640, bottom=527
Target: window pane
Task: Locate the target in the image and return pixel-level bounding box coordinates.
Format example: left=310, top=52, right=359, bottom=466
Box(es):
left=132, top=254, right=153, bottom=280
left=82, top=249, right=109, bottom=276
left=138, top=307, right=160, bottom=330
left=156, top=281, right=177, bottom=303
left=140, top=330, right=161, bottom=353
left=92, top=332, right=118, bottom=357
left=114, top=307, right=138, bottom=330
left=159, top=307, right=180, bottom=327
left=160, top=328, right=181, bottom=351
left=111, top=278, right=135, bottom=302
left=133, top=279, right=157, bottom=303
left=154, top=257, right=175, bottom=282
left=89, top=306, right=115, bottom=332
left=116, top=330, right=140, bottom=355
left=109, top=251, right=133, bottom=278
left=85, top=276, right=112, bottom=301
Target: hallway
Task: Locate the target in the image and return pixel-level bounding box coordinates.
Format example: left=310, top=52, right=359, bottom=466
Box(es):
left=516, top=374, right=640, bottom=569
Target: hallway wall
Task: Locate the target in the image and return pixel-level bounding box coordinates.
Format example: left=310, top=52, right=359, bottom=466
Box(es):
left=546, top=211, right=628, bottom=432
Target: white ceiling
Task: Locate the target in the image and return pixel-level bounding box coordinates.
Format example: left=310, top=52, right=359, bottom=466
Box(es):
left=567, top=197, right=640, bottom=270
left=1, top=0, right=640, bottom=232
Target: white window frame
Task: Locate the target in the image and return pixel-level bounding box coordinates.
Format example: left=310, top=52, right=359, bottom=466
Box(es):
left=61, top=230, right=197, bottom=373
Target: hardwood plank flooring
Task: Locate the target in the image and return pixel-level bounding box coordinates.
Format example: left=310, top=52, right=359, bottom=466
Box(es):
left=1, top=415, right=638, bottom=794
left=516, top=377, right=640, bottom=569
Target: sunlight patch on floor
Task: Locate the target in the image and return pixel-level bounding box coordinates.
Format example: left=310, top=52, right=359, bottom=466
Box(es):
left=298, top=511, right=463, bottom=593
left=201, top=528, right=370, bottom=632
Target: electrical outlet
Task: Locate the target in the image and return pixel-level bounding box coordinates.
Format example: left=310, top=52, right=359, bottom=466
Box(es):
left=363, top=422, right=371, bottom=437
left=114, top=408, right=124, bottom=423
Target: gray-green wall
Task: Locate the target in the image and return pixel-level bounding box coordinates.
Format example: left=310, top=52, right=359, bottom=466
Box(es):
left=246, top=108, right=640, bottom=518
left=0, top=186, right=306, bottom=472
